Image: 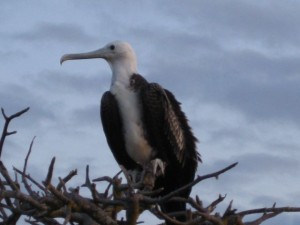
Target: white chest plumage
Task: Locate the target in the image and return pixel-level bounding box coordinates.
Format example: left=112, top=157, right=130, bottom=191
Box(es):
left=110, top=80, right=153, bottom=165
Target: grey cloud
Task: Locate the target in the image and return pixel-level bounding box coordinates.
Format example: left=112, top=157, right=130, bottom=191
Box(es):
left=0, top=83, right=56, bottom=127
left=234, top=153, right=299, bottom=176
left=23, top=71, right=108, bottom=129
left=145, top=39, right=300, bottom=125
left=12, top=22, right=97, bottom=44
left=226, top=49, right=300, bottom=79
left=214, top=51, right=300, bottom=123
left=30, top=70, right=109, bottom=95
left=70, top=104, right=100, bottom=128
left=224, top=76, right=300, bottom=124
left=199, top=152, right=299, bottom=192
left=139, top=1, right=300, bottom=128
left=158, top=0, right=300, bottom=48
left=250, top=194, right=284, bottom=207
left=0, top=50, right=27, bottom=62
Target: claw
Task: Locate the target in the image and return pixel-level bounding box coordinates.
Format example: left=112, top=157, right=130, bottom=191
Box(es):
left=151, top=158, right=166, bottom=176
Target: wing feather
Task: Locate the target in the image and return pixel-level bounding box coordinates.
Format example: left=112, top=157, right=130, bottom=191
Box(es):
left=140, top=83, right=200, bottom=166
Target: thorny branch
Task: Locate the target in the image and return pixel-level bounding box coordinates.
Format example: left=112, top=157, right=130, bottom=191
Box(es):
left=0, top=107, right=300, bottom=225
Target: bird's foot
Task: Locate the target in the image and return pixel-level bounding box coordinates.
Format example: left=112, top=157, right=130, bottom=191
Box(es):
left=127, top=169, right=142, bottom=183
left=141, top=159, right=165, bottom=191
left=151, top=158, right=166, bottom=176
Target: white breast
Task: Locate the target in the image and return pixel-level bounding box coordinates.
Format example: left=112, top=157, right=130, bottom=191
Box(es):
left=110, top=81, right=153, bottom=165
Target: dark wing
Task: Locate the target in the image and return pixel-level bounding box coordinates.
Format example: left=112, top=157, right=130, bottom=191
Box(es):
left=140, top=81, right=200, bottom=217
left=100, top=91, right=139, bottom=170
left=164, top=88, right=201, bottom=164
left=133, top=74, right=200, bottom=221
left=140, top=83, right=200, bottom=168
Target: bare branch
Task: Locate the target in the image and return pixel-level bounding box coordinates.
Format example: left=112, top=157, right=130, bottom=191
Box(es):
left=238, top=206, right=300, bottom=216
left=0, top=161, right=19, bottom=191
left=13, top=167, right=46, bottom=193
left=22, top=137, right=37, bottom=196
left=0, top=107, right=30, bottom=158
left=23, top=136, right=36, bottom=174
left=155, top=162, right=238, bottom=204
left=0, top=189, right=47, bottom=211
left=44, top=157, right=56, bottom=187
left=82, top=165, right=92, bottom=189
left=244, top=212, right=280, bottom=225
left=56, top=169, right=77, bottom=191
left=205, top=194, right=226, bottom=213
left=2, top=108, right=300, bottom=225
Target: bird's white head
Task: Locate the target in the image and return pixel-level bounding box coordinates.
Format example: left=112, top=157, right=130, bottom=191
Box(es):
left=60, top=41, right=138, bottom=83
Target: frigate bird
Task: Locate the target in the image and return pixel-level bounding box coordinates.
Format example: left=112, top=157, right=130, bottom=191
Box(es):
left=60, top=41, right=200, bottom=223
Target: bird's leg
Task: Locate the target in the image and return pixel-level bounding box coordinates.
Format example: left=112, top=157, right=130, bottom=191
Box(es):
left=141, top=159, right=165, bottom=191
left=127, top=169, right=142, bottom=183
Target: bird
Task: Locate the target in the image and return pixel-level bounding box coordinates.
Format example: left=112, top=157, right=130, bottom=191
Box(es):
left=60, top=41, right=200, bottom=224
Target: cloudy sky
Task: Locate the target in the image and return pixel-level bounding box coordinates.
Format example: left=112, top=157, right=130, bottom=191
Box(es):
left=1, top=1, right=300, bottom=224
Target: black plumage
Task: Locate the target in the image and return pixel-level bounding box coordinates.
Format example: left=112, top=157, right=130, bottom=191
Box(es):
left=101, top=74, right=200, bottom=222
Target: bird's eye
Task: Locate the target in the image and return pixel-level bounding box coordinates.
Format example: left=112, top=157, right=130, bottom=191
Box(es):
left=110, top=45, right=115, bottom=50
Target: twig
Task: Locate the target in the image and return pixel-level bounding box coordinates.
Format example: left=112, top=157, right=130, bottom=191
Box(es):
left=68, top=192, right=119, bottom=225
left=0, top=107, right=30, bottom=158
left=0, top=161, right=19, bottom=191
left=23, top=136, right=35, bottom=174
left=153, top=205, right=184, bottom=225
left=0, top=189, right=47, bottom=211
left=105, top=170, right=122, bottom=198
left=47, top=184, right=71, bottom=205
left=184, top=197, right=206, bottom=213
left=22, top=137, right=37, bottom=196
left=238, top=206, right=300, bottom=216
left=82, top=165, right=92, bottom=189
left=93, top=176, right=114, bottom=183
left=244, top=212, right=280, bottom=225
left=205, top=194, right=226, bottom=213
left=13, top=167, right=47, bottom=193
left=58, top=177, right=67, bottom=192
left=155, top=162, right=238, bottom=204
left=223, top=200, right=236, bottom=217
left=119, top=165, right=135, bottom=194
left=57, top=169, right=77, bottom=191
left=44, top=157, right=56, bottom=187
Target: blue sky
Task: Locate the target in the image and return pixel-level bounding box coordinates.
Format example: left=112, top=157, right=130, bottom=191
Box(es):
left=1, top=1, right=300, bottom=224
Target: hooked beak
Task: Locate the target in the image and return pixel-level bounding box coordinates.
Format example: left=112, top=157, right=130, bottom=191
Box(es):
left=60, top=47, right=109, bottom=65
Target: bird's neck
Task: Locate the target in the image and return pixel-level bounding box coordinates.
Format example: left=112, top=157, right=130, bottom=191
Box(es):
left=109, top=59, right=137, bottom=89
